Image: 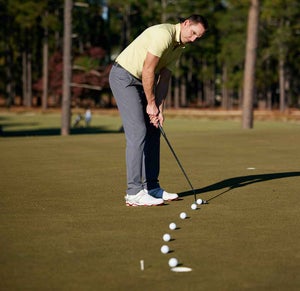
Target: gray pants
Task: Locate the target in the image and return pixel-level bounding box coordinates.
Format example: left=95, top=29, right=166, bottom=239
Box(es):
left=109, top=64, right=160, bottom=195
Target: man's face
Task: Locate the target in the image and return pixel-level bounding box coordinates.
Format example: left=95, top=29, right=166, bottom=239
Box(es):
left=180, top=20, right=206, bottom=44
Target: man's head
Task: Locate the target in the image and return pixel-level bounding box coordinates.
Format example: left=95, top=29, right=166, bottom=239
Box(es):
left=180, top=14, right=208, bottom=44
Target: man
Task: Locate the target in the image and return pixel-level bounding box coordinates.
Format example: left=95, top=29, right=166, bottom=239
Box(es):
left=109, top=14, right=208, bottom=206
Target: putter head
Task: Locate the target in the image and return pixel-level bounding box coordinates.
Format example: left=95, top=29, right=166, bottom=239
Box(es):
left=195, top=199, right=208, bottom=205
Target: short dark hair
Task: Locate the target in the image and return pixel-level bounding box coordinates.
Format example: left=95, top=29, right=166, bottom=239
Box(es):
left=180, top=14, right=209, bottom=31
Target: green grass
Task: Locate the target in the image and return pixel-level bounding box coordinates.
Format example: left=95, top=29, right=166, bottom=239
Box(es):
left=1, top=112, right=300, bottom=290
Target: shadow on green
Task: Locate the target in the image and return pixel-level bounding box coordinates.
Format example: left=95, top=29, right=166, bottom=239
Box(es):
left=0, top=126, right=123, bottom=137
left=179, top=171, right=300, bottom=201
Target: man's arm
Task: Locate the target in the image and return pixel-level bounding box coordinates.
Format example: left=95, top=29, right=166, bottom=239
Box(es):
left=155, top=68, right=171, bottom=110
left=142, top=52, right=172, bottom=126
left=142, top=52, right=160, bottom=122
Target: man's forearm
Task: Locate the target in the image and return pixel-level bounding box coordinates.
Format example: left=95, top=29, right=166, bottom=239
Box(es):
left=155, top=79, right=169, bottom=107
left=142, top=68, right=156, bottom=105
left=142, top=52, right=160, bottom=107
left=155, top=68, right=171, bottom=110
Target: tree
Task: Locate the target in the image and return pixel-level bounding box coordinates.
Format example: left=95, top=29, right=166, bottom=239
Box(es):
left=40, top=1, right=62, bottom=109
left=8, top=0, right=46, bottom=107
left=242, top=0, right=260, bottom=129
left=1, top=0, right=300, bottom=113
left=216, top=1, right=248, bottom=109
left=261, top=0, right=300, bottom=111
left=0, top=1, right=15, bottom=107
left=61, top=0, right=72, bottom=136
left=42, top=11, right=49, bottom=110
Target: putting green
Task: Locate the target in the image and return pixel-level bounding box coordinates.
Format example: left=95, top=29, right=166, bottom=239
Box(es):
left=0, top=112, right=300, bottom=290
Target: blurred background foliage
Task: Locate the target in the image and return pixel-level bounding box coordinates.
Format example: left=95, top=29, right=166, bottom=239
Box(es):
left=0, top=0, right=299, bottom=110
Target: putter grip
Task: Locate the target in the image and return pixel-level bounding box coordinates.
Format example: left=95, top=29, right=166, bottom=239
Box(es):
left=158, top=123, right=165, bottom=136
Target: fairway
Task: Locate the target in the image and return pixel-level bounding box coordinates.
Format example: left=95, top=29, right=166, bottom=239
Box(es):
left=1, top=112, right=300, bottom=290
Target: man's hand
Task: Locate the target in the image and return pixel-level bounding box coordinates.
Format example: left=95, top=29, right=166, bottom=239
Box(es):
left=147, top=108, right=164, bottom=128
left=158, top=112, right=164, bottom=127
left=146, top=101, right=159, bottom=116
left=147, top=102, right=159, bottom=127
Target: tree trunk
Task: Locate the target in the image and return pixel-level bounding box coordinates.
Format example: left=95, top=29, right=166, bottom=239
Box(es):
left=242, top=0, right=260, bottom=129
left=55, top=9, right=60, bottom=49
left=5, top=44, right=14, bottom=107
left=180, top=77, right=187, bottom=107
left=203, top=61, right=215, bottom=108
left=174, top=76, right=180, bottom=108
left=22, top=52, right=27, bottom=106
left=161, top=0, right=167, bottom=22
left=285, top=74, right=291, bottom=107
left=204, top=79, right=213, bottom=107
left=238, top=87, right=243, bottom=109
left=122, top=5, right=131, bottom=49
left=165, top=81, right=172, bottom=108
left=211, top=78, right=216, bottom=108
left=61, top=0, right=73, bottom=136
left=279, top=51, right=285, bottom=112
left=187, top=58, right=193, bottom=103
left=42, top=12, right=49, bottom=110
left=221, top=63, right=229, bottom=110
left=196, top=79, right=203, bottom=107
left=267, top=89, right=272, bottom=110
left=26, top=52, right=32, bottom=107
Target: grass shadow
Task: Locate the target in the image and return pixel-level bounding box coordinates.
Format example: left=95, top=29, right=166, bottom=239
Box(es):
left=0, top=126, right=122, bottom=137
left=179, top=171, right=300, bottom=201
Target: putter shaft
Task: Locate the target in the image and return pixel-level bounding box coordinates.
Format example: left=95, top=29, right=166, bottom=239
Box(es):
left=158, top=124, right=197, bottom=201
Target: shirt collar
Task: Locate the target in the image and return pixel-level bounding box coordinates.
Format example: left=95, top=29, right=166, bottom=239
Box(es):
left=175, top=23, right=181, bottom=43
left=175, top=23, right=185, bottom=48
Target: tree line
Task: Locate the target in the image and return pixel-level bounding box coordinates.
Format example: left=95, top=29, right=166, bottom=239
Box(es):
left=0, top=0, right=299, bottom=112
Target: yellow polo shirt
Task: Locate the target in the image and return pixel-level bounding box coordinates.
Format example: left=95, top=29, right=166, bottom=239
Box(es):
left=116, top=23, right=184, bottom=80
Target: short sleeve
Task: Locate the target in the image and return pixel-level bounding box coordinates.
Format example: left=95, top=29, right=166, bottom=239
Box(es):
left=147, top=29, right=172, bottom=57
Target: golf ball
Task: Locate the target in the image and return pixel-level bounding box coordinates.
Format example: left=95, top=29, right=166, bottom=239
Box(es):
left=180, top=212, right=187, bottom=219
left=191, top=203, right=197, bottom=210
left=169, top=222, right=177, bottom=230
left=161, top=245, right=169, bottom=254
left=168, top=258, right=178, bottom=268
left=163, top=233, right=171, bottom=242
left=196, top=198, right=203, bottom=205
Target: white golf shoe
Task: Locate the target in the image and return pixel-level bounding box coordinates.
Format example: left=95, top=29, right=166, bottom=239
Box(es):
left=146, top=188, right=179, bottom=201
left=125, top=190, right=164, bottom=206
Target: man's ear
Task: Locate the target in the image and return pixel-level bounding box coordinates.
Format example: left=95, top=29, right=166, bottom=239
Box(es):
left=183, top=19, right=190, bottom=27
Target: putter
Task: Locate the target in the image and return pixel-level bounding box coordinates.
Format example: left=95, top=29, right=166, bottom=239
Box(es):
left=158, top=123, right=198, bottom=202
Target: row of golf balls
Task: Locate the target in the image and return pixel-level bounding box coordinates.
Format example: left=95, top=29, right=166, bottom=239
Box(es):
left=162, top=198, right=204, bottom=268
